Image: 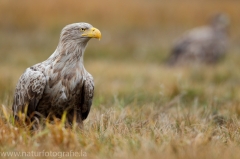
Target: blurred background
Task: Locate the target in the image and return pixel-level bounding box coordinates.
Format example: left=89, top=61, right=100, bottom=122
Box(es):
left=0, top=0, right=240, bottom=108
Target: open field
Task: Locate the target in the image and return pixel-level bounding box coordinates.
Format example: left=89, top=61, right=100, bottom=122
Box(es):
left=0, top=0, right=240, bottom=158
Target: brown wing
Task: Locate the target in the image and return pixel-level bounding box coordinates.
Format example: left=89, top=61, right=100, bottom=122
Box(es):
left=168, top=38, right=192, bottom=65
left=80, top=73, right=94, bottom=120
left=12, top=68, right=46, bottom=119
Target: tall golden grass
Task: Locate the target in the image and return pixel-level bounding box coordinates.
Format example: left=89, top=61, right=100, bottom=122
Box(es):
left=0, top=0, right=240, bottom=158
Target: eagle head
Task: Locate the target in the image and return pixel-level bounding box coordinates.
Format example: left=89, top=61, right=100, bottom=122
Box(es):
left=60, top=22, right=101, bottom=44
left=210, top=13, right=230, bottom=31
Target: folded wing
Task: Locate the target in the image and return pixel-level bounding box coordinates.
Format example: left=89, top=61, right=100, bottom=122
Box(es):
left=12, top=68, right=46, bottom=119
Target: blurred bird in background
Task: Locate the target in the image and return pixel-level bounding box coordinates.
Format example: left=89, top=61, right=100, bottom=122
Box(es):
left=167, top=13, right=230, bottom=65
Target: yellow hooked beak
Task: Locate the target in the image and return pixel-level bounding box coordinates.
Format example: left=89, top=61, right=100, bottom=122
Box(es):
left=82, top=27, right=101, bottom=40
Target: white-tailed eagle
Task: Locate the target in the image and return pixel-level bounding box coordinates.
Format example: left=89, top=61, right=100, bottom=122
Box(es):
left=12, top=23, right=101, bottom=128
left=168, top=13, right=229, bottom=65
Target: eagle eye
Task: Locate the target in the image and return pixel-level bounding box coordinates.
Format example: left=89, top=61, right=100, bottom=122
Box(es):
left=80, top=28, right=86, bottom=31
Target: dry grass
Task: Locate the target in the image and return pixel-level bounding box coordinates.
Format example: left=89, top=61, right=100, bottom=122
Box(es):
left=1, top=0, right=240, bottom=158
